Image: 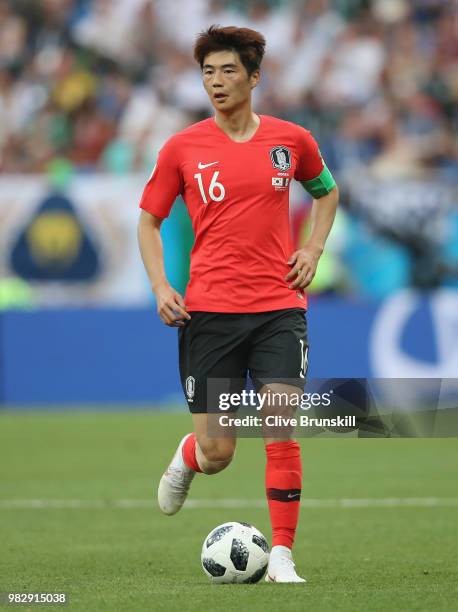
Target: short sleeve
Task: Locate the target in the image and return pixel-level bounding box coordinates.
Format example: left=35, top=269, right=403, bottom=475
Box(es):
left=139, top=138, right=183, bottom=218
left=294, top=128, right=336, bottom=198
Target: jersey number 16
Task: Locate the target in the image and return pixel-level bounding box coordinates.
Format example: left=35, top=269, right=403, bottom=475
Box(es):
left=194, top=171, right=226, bottom=204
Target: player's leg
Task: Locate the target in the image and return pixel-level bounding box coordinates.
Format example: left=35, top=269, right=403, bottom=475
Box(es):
left=188, top=413, right=236, bottom=475
left=261, top=382, right=304, bottom=583
left=249, top=308, right=308, bottom=583
left=158, top=312, right=246, bottom=515
left=158, top=412, right=238, bottom=514
left=157, top=415, right=236, bottom=515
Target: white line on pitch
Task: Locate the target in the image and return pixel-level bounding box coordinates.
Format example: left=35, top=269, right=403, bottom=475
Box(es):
left=0, top=498, right=457, bottom=510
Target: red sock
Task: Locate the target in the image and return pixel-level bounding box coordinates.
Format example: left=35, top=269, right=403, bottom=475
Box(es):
left=182, top=433, right=202, bottom=472
left=265, top=440, right=302, bottom=549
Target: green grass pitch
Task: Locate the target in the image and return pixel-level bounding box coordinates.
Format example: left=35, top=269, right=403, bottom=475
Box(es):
left=1, top=411, right=457, bottom=611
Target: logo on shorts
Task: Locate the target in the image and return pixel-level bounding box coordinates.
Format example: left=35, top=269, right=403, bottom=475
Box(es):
left=270, top=146, right=291, bottom=171
left=185, top=376, right=195, bottom=402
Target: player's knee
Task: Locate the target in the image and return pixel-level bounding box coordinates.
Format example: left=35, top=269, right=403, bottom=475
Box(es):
left=198, top=440, right=235, bottom=466
left=200, top=458, right=231, bottom=475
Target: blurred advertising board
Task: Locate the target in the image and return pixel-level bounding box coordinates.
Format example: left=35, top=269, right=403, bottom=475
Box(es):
left=0, top=290, right=457, bottom=406
left=0, top=175, right=191, bottom=306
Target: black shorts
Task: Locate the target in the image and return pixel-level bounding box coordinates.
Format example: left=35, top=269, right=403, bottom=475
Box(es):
left=178, top=308, right=308, bottom=413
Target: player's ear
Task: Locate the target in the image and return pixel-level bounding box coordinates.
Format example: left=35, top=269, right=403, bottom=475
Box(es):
left=250, top=69, right=260, bottom=90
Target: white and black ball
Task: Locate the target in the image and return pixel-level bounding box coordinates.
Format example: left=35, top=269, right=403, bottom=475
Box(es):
left=201, top=521, right=269, bottom=584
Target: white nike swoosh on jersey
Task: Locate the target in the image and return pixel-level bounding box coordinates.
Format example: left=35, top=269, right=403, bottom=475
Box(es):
left=287, top=493, right=301, bottom=499
left=198, top=161, right=219, bottom=169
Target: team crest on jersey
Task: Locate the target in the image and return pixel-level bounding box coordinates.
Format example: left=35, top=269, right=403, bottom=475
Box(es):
left=270, top=146, right=291, bottom=171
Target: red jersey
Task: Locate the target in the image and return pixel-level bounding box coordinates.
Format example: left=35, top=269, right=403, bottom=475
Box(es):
left=139, top=114, right=333, bottom=313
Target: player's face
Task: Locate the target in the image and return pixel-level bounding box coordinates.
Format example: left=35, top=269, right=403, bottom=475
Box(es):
left=202, top=50, right=260, bottom=112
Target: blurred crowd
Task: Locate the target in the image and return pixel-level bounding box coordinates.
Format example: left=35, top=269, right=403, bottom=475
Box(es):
left=0, top=0, right=457, bottom=177
left=1, top=0, right=458, bottom=304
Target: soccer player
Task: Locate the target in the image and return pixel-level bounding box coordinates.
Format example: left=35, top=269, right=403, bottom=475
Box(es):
left=138, top=26, right=338, bottom=583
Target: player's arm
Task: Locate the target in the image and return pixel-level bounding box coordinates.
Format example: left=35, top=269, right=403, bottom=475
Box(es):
left=138, top=211, right=190, bottom=327
left=286, top=186, right=339, bottom=289
left=137, top=138, right=190, bottom=327
left=288, top=128, right=339, bottom=289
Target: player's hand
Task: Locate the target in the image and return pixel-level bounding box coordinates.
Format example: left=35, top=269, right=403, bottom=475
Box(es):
left=285, top=246, right=321, bottom=289
left=154, top=283, right=191, bottom=327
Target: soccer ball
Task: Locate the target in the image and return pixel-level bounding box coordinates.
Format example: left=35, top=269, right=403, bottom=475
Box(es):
left=201, top=521, right=269, bottom=584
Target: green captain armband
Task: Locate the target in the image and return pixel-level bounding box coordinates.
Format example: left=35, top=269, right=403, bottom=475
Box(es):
left=301, top=164, right=336, bottom=198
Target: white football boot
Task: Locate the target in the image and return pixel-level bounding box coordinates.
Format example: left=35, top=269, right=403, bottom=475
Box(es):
left=265, top=545, right=306, bottom=583
left=157, top=434, right=196, bottom=515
